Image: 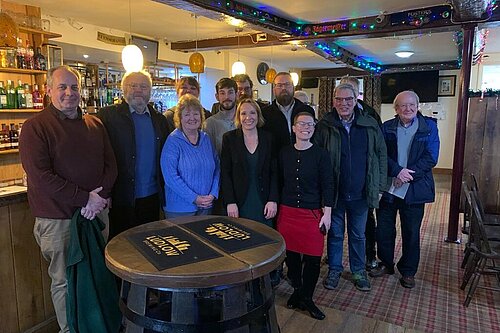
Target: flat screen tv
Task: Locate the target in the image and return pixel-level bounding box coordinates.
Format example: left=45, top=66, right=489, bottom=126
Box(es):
left=381, top=70, right=439, bottom=103
left=131, top=35, right=158, bottom=65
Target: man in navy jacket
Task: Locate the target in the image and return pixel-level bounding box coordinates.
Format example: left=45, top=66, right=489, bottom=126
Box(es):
left=369, top=90, right=440, bottom=289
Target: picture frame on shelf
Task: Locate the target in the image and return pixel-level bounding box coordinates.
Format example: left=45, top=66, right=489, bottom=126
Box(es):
left=438, top=75, right=456, bottom=97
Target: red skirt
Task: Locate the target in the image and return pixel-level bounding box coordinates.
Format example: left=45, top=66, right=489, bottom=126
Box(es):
left=276, top=204, right=324, bottom=256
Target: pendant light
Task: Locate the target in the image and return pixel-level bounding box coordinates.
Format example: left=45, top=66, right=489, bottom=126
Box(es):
left=266, top=45, right=277, bottom=83
left=0, top=8, right=18, bottom=49
left=290, top=71, right=299, bottom=86
left=231, top=28, right=246, bottom=76
left=189, top=14, right=205, bottom=73
left=121, top=0, right=143, bottom=72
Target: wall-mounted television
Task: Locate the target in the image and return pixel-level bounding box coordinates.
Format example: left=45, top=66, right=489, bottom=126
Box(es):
left=381, top=70, right=439, bottom=103
left=131, top=35, right=158, bottom=65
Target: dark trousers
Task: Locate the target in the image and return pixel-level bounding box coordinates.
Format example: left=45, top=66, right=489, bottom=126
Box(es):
left=285, top=250, right=321, bottom=299
left=365, top=208, right=377, bottom=260
left=376, top=198, right=425, bottom=277
left=109, top=193, right=161, bottom=240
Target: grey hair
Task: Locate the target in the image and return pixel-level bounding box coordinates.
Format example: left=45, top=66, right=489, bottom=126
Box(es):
left=339, top=76, right=360, bottom=96
left=121, top=70, right=153, bottom=91
left=46, top=65, right=82, bottom=88
left=334, top=83, right=357, bottom=98
left=393, top=90, right=420, bottom=109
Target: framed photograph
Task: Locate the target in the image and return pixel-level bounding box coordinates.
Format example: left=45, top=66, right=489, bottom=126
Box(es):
left=438, top=75, right=456, bottom=97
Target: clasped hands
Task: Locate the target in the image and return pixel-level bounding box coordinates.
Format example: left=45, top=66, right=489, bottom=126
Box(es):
left=80, top=187, right=109, bottom=220
left=195, top=194, right=215, bottom=209
left=394, top=168, right=415, bottom=188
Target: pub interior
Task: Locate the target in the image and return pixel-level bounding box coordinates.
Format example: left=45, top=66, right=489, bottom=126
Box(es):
left=1, top=0, right=500, bottom=332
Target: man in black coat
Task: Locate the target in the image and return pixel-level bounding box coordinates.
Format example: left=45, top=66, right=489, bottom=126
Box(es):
left=262, top=72, right=315, bottom=156
left=98, top=70, right=169, bottom=239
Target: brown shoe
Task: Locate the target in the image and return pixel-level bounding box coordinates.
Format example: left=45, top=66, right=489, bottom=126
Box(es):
left=399, top=276, right=415, bottom=289
left=368, top=263, right=395, bottom=278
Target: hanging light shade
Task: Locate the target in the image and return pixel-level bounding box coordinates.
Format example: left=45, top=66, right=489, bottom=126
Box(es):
left=0, top=12, right=19, bottom=49
left=232, top=60, right=246, bottom=76
left=265, top=68, right=277, bottom=83
left=121, top=44, right=143, bottom=72
left=290, top=72, right=299, bottom=86
left=189, top=52, right=205, bottom=73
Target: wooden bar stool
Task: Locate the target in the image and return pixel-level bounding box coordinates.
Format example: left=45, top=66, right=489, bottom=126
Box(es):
left=105, top=216, right=285, bottom=333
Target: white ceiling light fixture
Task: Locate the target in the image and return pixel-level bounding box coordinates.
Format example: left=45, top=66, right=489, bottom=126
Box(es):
left=395, top=51, right=415, bottom=58
left=121, top=0, right=143, bottom=73
left=231, top=27, right=246, bottom=76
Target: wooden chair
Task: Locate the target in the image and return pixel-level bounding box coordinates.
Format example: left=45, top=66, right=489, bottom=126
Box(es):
left=470, top=173, right=500, bottom=225
left=461, top=191, right=500, bottom=307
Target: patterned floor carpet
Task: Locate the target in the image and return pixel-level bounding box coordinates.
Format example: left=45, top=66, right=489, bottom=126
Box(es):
left=275, top=190, right=500, bottom=333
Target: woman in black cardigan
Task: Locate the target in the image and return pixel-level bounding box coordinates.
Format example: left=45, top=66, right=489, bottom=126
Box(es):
left=220, top=98, right=278, bottom=226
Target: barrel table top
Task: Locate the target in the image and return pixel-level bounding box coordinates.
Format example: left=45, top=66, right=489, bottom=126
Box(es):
left=105, top=216, right=286, bottom=289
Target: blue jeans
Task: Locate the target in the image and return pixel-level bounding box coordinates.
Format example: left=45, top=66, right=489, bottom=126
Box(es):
left=376, top=198, right=424, bottom=277
left=165, top=208, right=211, bottom=219
left=327, top=199, right=368, bottom=274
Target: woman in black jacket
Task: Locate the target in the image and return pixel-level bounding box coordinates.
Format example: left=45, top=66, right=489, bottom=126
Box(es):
left=220, top=98, right=278, bottom=226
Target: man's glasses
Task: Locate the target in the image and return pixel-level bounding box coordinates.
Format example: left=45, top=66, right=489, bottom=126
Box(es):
left=396, top=103, right=417, bottom=109
left=127, top=83, right=150, bottom=90
left=295, top=121, right=316, bottom=128
left=275, top=82, right=293, bottom=89
left=334, top=97, right=354, bottom=103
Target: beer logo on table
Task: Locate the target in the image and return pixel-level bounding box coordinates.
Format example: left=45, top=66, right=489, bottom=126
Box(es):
left=205, top=222, right=250, bottom=241
left=143, top=235, right=191, bottom=256
left=127, top=227, right=222, bottom=270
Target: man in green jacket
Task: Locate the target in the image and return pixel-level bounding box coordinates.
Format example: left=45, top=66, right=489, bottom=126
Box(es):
left=313, top=83, right=387, bottom=292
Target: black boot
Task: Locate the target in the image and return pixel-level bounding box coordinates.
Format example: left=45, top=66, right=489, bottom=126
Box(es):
left=287, top=288, right=304, bottom=309
left=299, top=297, right=325, bottom=320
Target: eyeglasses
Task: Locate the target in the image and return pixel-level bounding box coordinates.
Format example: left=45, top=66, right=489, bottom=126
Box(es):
left=127, top=83, right=150, bottom=90
left=295, top=121, right=316, bottom=128
left=275, top=82, right=293, bottom=89
left=396, top=103, right=417, bottom=109
left=334, top=97, right=354, bottom=103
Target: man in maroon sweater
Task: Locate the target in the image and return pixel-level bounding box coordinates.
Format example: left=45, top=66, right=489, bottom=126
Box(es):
left=19, top=65, right=117, bottom=332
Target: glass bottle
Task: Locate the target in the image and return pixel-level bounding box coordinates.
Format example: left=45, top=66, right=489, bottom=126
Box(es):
left=6, top=49, right=17, bottom=68
left=0, top=124, right=9, bottom=150
left=25, top=84, right=33, bottom=109
left=16, top=38, right=26, bottom=69
left=32, top=84, right=43, bottom=109
left=0, top=50, right=7, bottom=68
left=6, top=80, right=17, bottom=109
left=9, top=123, right=18, bottom=149
left=0, top=81, right=7, bottom=109
left=34, top=47, right=46, bottom=71
left=25, top=40, right=34, bottom=70
left=16, top=80, right=26, bottom=109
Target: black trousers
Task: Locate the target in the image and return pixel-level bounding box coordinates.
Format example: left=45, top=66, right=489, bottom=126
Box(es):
left=109, top=193, right=161, bottom=240
left=285, top=250, right=321, bottom=299
left=365, top=208, right=377, bottom=260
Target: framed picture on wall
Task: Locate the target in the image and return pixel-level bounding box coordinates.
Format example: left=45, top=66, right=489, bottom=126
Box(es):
left=438, top=75, right=456, bottom=97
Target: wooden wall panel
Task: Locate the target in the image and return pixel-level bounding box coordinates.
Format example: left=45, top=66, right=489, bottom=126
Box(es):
left=9, top=202, right=45, bottom=331
left=0, top=205, right=19, bottom=333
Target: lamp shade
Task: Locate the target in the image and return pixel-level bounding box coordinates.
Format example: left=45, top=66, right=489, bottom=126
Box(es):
left=290, top=72, right=299, bottom=86
left=189, top=52, right=205, bottom=73
left=231, top=61, right=246, bottom=76
left=0, top=12, right=18, bottom=49
left=265, top=68, right=277, bottom=83
left=121, top=44, right=144, bottom=72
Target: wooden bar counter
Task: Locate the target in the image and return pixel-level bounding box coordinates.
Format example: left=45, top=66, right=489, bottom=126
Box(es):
left=105, top=216, right=286, bottom=333
left=0, top=188, right=59, bottom=333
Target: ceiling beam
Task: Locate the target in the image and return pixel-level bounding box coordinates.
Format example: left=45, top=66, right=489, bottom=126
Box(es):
left=171, top=33, right=283, bottom=52
left=301, top=68, right=368, bottom=78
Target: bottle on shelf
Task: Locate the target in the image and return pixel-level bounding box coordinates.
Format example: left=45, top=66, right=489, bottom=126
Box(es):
left=9, top=123, right=18, bottom=149
left=6, top=80, right=17, bottom=109
left=16, top=80, right=27, bottom=109
left=0, top=50, right=7, bottom=68
left=0, top=81, right=8, bottom=109
left=34, top=47, right=47, bottom=71
left=32, top=84, right=43, bottom=109
left=25, top=40, right=34, bottom=70
left=16, top=38, right=26, bottom=69
left=0, top=124, right=10, bottom=150
left=25, top=84, right=33, bottom=109
left=6, top=49, right=17, bottom=68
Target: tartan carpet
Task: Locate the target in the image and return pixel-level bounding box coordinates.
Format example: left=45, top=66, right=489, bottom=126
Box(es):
left=275, top=190, right=500, bottom=333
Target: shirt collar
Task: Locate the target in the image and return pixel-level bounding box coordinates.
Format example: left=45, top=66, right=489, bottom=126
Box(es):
left=128, top=104, right=151, bottom=116
left=49, top=104, right=83, bottom=120
left=276, top=99, right=295, bottom=113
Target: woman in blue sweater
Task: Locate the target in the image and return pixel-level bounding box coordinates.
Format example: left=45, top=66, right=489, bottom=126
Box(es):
left=160, top=94, right=220, bottom=217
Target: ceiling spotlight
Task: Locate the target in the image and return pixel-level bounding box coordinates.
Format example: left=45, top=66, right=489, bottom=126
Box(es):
left=83, top=54, right=89, bottom=59
left=395, top=51, right=414, bottom=58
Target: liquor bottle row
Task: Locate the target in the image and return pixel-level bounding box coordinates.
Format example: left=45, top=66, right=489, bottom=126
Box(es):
left=0, top=123, right=22, bottom=151
left=0, top=39, right=47, bottom=71
left=0, top=80, right=44, bottom=110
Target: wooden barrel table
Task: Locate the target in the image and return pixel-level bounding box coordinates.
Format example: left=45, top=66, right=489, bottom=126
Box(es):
left=105, top=215, right=285, bottom=333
